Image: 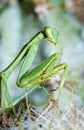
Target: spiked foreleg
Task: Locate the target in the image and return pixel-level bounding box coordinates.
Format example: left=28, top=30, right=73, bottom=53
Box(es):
left=41, top=63, right=68, bottom=90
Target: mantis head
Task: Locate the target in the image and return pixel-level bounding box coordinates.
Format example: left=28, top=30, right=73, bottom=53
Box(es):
left=44, top=27, right=59, bottom=45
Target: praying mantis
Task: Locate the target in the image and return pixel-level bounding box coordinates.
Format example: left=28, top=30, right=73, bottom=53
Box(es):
left=0, top=27, right=68, bottom=112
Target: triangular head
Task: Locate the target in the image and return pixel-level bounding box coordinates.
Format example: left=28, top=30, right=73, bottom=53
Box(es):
left=44, top=27, right=59, bottom=45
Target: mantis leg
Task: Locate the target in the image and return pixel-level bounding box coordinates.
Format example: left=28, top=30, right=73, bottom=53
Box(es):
left=43, top=63, right=68, bottom=90
left=39, top=64, right=68, bottom=101
left=12, top=85, right=39, bottom=106
left=47, top=63, right=68, bottom=100
left=54, top=64, right=68, bottom=90
left=38, top=63, right=68, bottom=101
left=0, top=75, right=9, bottom=108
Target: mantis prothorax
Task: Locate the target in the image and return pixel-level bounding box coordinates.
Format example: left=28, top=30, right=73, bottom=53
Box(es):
left=0, top=27, right=68, bottom=111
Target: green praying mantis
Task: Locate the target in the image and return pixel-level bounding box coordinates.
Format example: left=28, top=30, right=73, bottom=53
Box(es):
left=0, top=27, right=68, bottom=112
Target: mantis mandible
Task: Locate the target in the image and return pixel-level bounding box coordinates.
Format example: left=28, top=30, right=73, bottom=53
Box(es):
left=0, top=27, right=68, bottom=111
